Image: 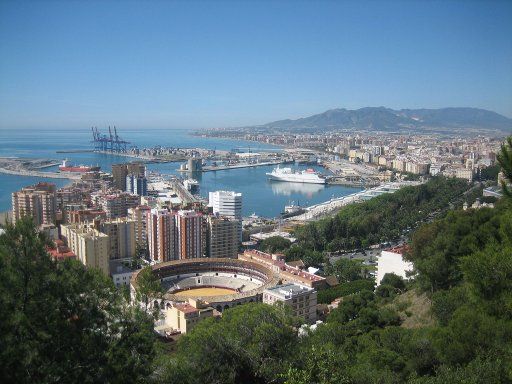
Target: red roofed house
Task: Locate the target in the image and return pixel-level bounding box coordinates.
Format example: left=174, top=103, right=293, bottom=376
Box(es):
left=47, top=239, right=77, bottom=261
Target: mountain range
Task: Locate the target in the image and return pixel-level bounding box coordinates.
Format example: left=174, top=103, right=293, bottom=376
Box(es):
left=248, top=107, right=512, bottom=134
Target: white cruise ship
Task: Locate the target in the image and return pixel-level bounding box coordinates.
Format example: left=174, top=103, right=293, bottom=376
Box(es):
left=266, top=167, right=327, bottom=184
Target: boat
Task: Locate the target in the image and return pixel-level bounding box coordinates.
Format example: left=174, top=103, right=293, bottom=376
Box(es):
left=266, top=167, right=326, bottom=184
left=59, top=159, right=100, bottom=173
left=281, top=202, right=305, bottom=218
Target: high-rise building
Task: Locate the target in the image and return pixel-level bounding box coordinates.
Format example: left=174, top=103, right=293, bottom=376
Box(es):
left=98, top=218, right=137, bottom=260
left=127, top=162, right=146, bottom=177
left=61, top=223, right=109, bottom=275
left=208, top=190, right=242, bottom=240
left=12, top=182, right=57, bottom=226
left=147, top=209, right=178, bottom=263
left=112, top=164, right=129, bottom=191
left=126, top=174, right=148, bottom=196
left=176, top=210, right=205, bottom=259
left=112, top=162, right=146, bottom=191
left=207, top=215, right=239, bottom=259
left=128, top=205, right=152, bottom=254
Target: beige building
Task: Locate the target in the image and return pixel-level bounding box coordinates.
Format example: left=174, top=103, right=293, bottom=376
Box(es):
left=98, top=218, right=137, bottom=260
left=239, top=250, right=327, bottom=290
left=405, top=162, right=430, bottom=175
left=263, top=283, right=317, bottom=324
left=163, top=299, right=214, bottom=334
left=128, top=205, right=152, bottom=252
left=455, top=167, right=474, bottom=182
left=392, top=159, right=406, bottom=172
left=61, top=223, right=109, bottom=275
left=12, top=182, right=57, bottom=226
left=207, top=215, right=239, bottom=259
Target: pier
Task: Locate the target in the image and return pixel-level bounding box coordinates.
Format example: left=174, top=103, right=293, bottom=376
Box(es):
left=170, top=180, right=198, bottom=204
left=178, top=160, right=286, bottom=173
left=0, top=157, right=82, bottom=180
left=0, top=167, right=81, bottom=180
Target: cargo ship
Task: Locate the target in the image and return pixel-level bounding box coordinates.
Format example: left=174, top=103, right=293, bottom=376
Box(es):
left=266, top=167, right=326, bottom=184
left=59, top=159, right=100, bottom=173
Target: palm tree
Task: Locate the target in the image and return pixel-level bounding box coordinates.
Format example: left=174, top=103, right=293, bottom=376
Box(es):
left=497, top=136, right=512, bottom=197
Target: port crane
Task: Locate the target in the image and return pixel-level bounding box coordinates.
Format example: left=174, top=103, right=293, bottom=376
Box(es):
left=91, top=126, right=130, bottom=152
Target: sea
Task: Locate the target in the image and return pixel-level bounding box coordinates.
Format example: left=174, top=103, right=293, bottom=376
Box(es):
left=0, top=128, right=362, bottom=217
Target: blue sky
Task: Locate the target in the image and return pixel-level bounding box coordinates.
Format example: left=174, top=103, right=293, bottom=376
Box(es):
left=1, top=0, right=511, bottom=129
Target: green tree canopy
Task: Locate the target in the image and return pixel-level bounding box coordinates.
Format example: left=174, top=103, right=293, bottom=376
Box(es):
left=0, top=218, right=156, bottom=383
left=259, top=236, right=292, bottom=254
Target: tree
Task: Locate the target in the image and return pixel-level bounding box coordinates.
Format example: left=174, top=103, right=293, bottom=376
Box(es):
left=325, top=258, right=362, bottom=283
left=157, top=303, right=297, bottom=384
left=283, top=345, right=350, bottom=384
left=285, top=244, right=306, bottom=262
left=380, top=273, right=406, bottom=291
left=259, top=236, right=292, bottom=253
left=0, top=217, right=156, bottom=383
left=497, top=136, right=512, bottom=197
left=134, top=265, right=164, bottom=316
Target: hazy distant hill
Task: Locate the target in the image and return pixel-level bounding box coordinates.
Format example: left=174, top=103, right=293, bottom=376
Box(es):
left=253, top=107, right=512, bottom=134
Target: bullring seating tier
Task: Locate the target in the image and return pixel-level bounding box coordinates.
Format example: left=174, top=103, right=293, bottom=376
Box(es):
left=131, top=258, right=279, bottom=305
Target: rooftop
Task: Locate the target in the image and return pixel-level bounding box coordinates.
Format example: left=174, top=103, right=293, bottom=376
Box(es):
left=265, top=283, right=314, bottom=299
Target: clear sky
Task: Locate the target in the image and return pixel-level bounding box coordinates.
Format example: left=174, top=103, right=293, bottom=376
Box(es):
left=1, top=0, right=511, bottom=129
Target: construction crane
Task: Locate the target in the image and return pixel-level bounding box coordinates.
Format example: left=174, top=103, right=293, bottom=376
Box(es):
left=91, top=126, right=130, bottom=152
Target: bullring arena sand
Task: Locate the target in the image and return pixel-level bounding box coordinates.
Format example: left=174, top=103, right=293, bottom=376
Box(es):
left=173, top=287, right=237, bottom=297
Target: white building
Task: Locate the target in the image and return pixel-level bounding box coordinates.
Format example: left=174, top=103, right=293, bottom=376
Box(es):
left=208, top=191, right=242, bottom=239
left=110, top=259, right=138, bottom=288
left=263, top=283, right=317, bottom=324
left=376, top=246, right=414, bottom=286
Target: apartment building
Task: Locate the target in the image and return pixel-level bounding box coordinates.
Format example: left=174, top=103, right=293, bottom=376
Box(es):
left=208, top=190, right=242, bottom=240
left=98, top=218, right=137, bottom=260
left=12, top=182, right=57, bottom=226
left=176, top=210, right=205, bottom=259
left=61, top=223, right=109, bottom=275
left=147, top=209, right=178, bottom=262
left=207, top=215, right=239, bottom=258
left=263, top=283, right=317, bottom=324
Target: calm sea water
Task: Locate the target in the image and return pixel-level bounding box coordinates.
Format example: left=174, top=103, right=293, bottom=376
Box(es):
left=0, top=128, right=361, bottom=217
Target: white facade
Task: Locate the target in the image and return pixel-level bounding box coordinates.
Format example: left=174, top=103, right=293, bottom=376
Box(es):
left=376, top=249, right=414, bottom=286
left=209, top=191, right=242, bottom=239
left=110, top=259, right=136, bottom=287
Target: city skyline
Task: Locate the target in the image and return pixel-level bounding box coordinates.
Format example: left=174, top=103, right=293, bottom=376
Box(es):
left=1, top=0, right=512, bottom=130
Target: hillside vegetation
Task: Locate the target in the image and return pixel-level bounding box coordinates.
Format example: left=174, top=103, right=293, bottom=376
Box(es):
left=291, top=176, right=469, bottom=253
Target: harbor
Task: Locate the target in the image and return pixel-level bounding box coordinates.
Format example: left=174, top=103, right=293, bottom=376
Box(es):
left=0, top=128, right=367, bottom=217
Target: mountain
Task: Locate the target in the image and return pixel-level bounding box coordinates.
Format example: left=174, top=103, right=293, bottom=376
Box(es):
left=253, top=107, right=512, bottom=134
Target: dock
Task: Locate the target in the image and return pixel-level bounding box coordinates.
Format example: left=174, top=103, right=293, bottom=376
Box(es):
left=170, top=180, right=198, bottom=204
left=0, top=167, right=81, bottom=180
left=178, top=160, right=286, bottom=173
